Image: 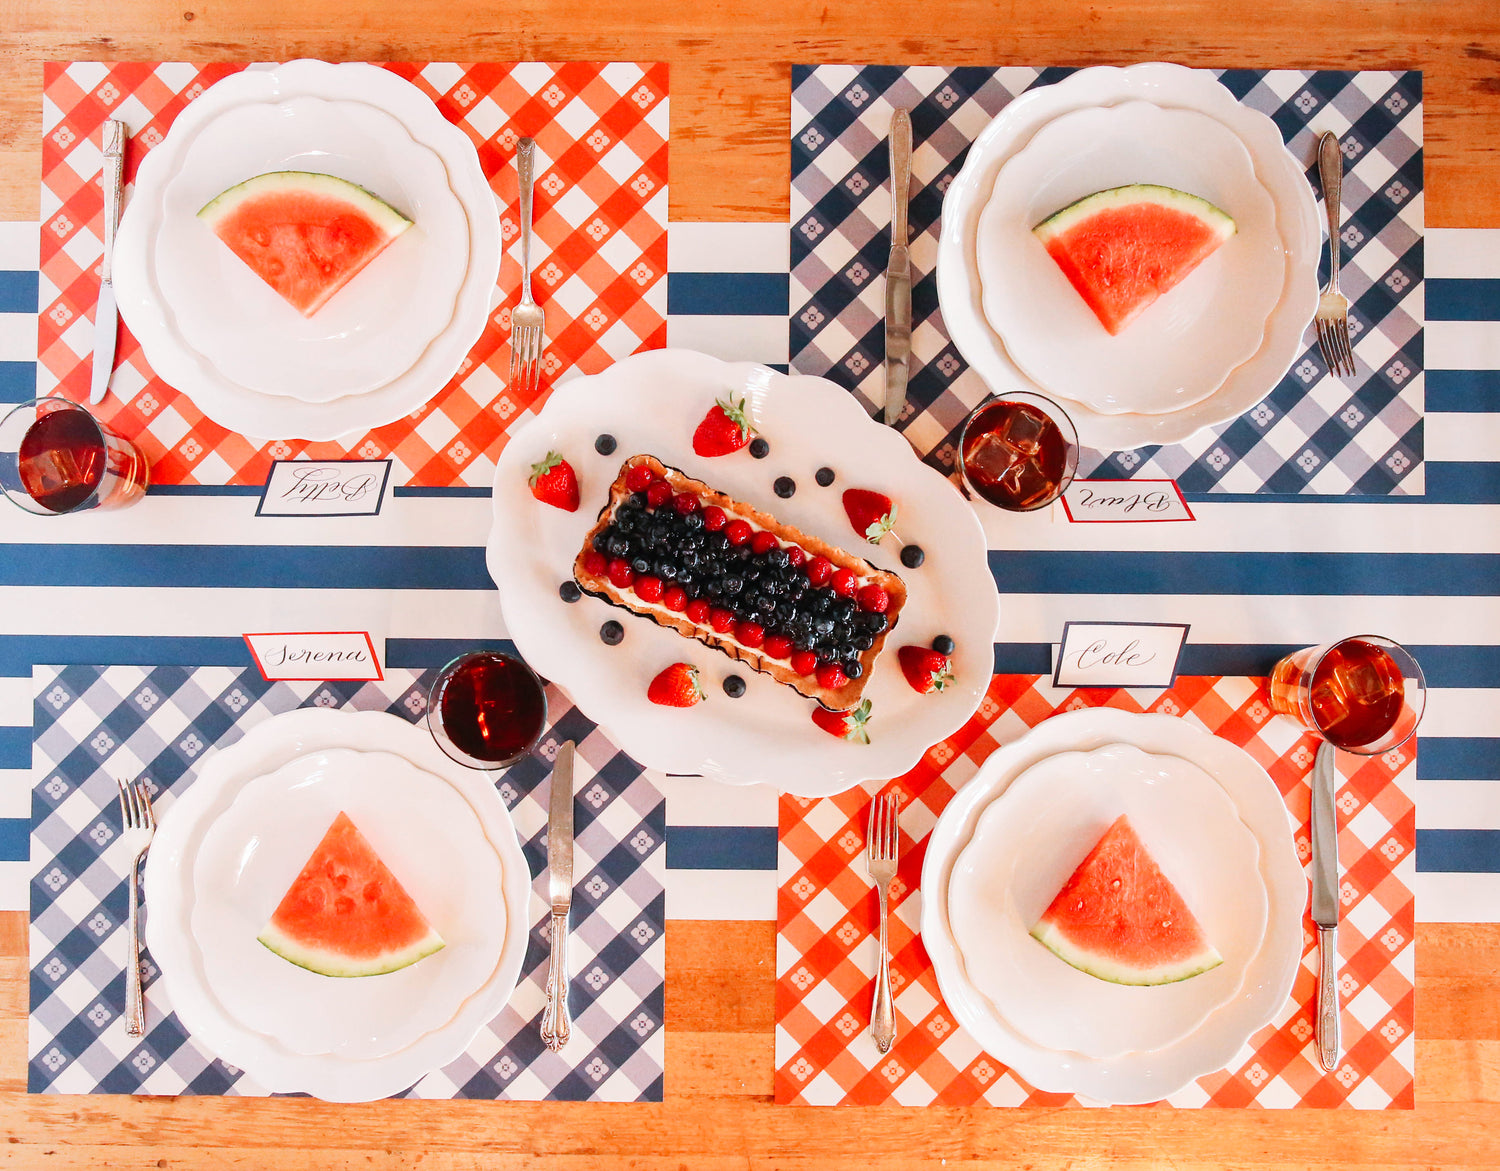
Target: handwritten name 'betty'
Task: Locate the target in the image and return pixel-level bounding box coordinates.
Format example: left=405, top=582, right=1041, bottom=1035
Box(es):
left=1071, top=638, right=1157, bottom=672
left=278, top=465, right=380, bottom=505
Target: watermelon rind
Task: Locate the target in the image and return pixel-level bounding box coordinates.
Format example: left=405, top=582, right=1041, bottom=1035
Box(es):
left=1032, top=183, right=1235, bottom=246
left=196, top=170, right=413, bottom=237
left=1030, top=919, right=1222, bottom=987
left=257, top=919, right=444, bottom=978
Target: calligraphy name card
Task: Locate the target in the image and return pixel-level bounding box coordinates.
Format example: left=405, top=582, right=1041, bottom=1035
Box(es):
left=1061, top=480, right=1194, bottom=523
left=244, top=631, right=384, bottom=682
left=256, top=459, right=393, bottom=517
left=1053, top=622, right=1190, bottom=689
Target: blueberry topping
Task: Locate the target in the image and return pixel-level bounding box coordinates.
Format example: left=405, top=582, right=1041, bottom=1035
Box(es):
left=766, top=547, right=790, bottom=569
left=595, top=433, right=618, bottom=455
left=756, top=595, right=777, bottom=613
left=815, top=466, right=836, bottom=487
left=932, top=634, right=956, bottom=655
left=606, top=534, right=631, bottom=558
left=721, top=575, right=744, bottom=595
left=593, top=531, right=613, bottom=553
left=749, top=437, right=771, bottom=459
left=600, top=620, right=624, bottom=646
left=774, top=476, right=796, bottom=498
left=630, top=556, right=651, bottom=575
left=683, top=510, right=704, bottom=530
left=852, top=632, right=874, bottom=651
left=559, top=581, right=582, bottom=603
left=630, top=490, right=650, bottom=510
left=844, top=660, right=863, bottom=679
left=723, top=674, right=747, bottom=698
left=900, top=544, right=926, bottom=569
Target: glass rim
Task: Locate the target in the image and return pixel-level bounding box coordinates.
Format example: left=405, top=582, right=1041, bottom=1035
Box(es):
left=1303, top=633, right=1426, bottom=754
left=957, top=390, right=1080, bottom=512
left=425, top=649, right=548, bottom=770
left=1, top=396, right=110, bottom=516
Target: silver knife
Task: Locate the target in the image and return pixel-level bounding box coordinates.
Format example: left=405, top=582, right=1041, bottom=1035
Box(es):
left=539, top=739, right=575, bottom=1051
left=883, top=107, right=912, bottom=425
left=90, top=119, right=126, bottom=405
left=1310, top=739, right=1341, bottom=1072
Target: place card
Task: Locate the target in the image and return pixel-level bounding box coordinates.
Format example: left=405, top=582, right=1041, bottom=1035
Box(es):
left=1061, top=479, right=1194, bottom=523
left=1053, top=622, right=1190, bottom=689
left=244, top=631, right=384, bottom=682
left=256, top=459, right=393, bottom=517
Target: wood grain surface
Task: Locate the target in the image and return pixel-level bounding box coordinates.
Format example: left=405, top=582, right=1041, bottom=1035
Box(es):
left=4, top=1, right=1500, bottom=1165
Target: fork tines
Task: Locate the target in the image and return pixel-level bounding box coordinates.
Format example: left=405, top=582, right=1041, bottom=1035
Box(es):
left=1315, top=314, right=1357, bottom=380
left=116, top=776, right=154, bottom=830
left=867, top=791, right=899, bottom=861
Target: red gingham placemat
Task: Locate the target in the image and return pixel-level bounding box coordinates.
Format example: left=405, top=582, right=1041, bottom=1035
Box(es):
left=37, top=61, right=668, bottom=485
left=775, top=675, right=1416, bottom=1108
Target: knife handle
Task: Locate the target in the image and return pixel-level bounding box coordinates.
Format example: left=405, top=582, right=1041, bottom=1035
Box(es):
left=540, top=906, right=571, bottom=1051
left=100, top=121, right=126, bottom=284
left=1316, top=923, right=1341, bottom=1072
left=889, top=108, right=911, bottom=247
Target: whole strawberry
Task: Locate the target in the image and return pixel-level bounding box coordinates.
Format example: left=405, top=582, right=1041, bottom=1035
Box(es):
left=811, top=698, right=872, bottom=744
left=842, top=488, right=897, bottom=544
left=529, top=451, right=579, bottom=512
left=898, top=645, right=954, bottom=695
left=647, top=662, right=705, bottom=708
left=692, top=393, right=754, bottom=457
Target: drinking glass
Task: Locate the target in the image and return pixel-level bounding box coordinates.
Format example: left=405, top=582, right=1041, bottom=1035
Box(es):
left=957, top=391, right=1079, bottom=512
left=427, top=651, right=548, bottom=769
left=1268, top=635, right=1425, bottom=754
left=0, top=397, right=149, bottom=515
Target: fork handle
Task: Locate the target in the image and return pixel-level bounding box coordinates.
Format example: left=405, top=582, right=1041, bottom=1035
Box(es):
left=871, top=885, right=896, bottom=1053
left=1317, top=131, right=1344, bottom=295
left=517, top=137, right=536, bottom=302
left=125, top=859, right=145, bottom=1037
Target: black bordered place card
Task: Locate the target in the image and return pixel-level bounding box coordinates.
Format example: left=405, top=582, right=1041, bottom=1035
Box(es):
left=255, top=459, right=393, bottom=517
left=1053, top=621, right=1190, bottom=689
left=244, top=631, right=385, bottom=682
left=1060, top=479, right=1195, bottom=523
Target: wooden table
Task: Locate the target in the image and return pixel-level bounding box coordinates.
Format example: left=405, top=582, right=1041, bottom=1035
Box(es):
left=4, top=2, right=1500, bottom=1165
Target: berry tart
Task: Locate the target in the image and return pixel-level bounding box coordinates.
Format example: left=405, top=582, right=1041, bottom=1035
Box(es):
left=574, top=454, right=905, bottom=710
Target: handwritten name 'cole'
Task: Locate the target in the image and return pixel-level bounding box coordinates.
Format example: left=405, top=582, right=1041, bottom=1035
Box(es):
left=1072, top=638, right=1157, bottom=671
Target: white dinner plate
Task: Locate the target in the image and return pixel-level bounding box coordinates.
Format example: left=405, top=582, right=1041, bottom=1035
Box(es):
left=190, top=748, right=508, bottom=1063
left=485, top=348, right=1000, bottom=795
left=153, top=96, right=470, bottom=402
left=115, top=60, right=501, bottom=441
left=976, top=102, right=1284, bottom=417
left=920, top=708, right=1303, bottom=1104
left=947, top=743, right=1267, bottom=1061
left=143, top=708, right=530, bottom=1101
left=937, top=63, right=1320, bottom=451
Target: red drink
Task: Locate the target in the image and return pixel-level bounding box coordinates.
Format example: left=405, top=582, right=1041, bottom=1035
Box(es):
left=959, top=395, right=1078, bottom=511
left=1268, top=636, right=1424, bottom=754
left=429, top=652, right=547, bottom=768
left=5, top=400, right=148, bottom=514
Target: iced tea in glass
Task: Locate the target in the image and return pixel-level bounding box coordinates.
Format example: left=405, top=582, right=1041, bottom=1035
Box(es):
left=0, top=397, right=148, bottom=516
left=1268, top=635, right=1424, bottom=754
left=427, top=651, right=548, bottom=769
left=958, top=391, right=1079, bottom=512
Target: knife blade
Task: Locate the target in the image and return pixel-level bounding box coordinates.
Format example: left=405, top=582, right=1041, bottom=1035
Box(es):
left=883, top=107, right=912, bottom=426
left=539, top=739, right=575, bottom=1051
left=90, top=119, right=126, bottom=405
left=1310, top=739, right=1341, bottom=1071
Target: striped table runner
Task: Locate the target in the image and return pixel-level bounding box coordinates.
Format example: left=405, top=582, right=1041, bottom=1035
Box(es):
left=2, top=220, right=1498, bottom=922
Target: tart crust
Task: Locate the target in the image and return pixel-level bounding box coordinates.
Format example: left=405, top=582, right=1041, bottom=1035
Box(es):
left=573, top=454, right=905, bottom=710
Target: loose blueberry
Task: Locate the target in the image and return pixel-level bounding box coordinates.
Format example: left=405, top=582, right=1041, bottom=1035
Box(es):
left=723, top=675, right=747, bottom=698
left=600, top=620, right=625, bottom=646
left=749, top=436, right=771, bottom=459
left=559, top=581, right=582, bottom=603
left=774, top=476, right=796, bottom=498
left=595, top=433, right=618, bottom=455
left=932, top=634, right=956, bottom=655
left=815, top=466, right=836, bottom=487
left=900, top=544, right=926, bottom=569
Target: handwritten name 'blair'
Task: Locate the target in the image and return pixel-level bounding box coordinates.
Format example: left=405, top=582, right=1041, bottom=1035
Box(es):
left=1071, top=486, right=1176, bottom=514
left=1071, top=638, right=1156, bottom=671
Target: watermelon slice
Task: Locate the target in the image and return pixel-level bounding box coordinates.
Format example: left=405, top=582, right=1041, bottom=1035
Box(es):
left=1032, top=184, right=1236, bottom=336
left=198, top=171, right=413, bottom=317
left=258, top=811, right=444, bottom=977
left=1030, top=815, right=1222, bottom=986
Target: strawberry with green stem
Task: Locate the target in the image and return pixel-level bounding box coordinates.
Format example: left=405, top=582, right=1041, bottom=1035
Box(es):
left=529, top=451, right=579, bottom=512
left=811, top=699, right=872, bottom=743
left=693, top=393, right=755, bottom=457
left=842, top=488, right=897, bottom=544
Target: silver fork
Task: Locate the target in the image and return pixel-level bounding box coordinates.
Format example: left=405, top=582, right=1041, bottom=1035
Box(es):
left=865, top=790, right=900, bottom=1053
left=509, top=137, right=545, bottom=396
left=1314, top=130, right=1356, bottom=379
left=116, top=778, right=156, bottom=1037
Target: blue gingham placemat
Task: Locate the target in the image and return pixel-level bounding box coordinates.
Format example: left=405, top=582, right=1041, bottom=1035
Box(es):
left=790, top=66, right=1424, bottom=495
left=26, top=665, right=666, bottom=1101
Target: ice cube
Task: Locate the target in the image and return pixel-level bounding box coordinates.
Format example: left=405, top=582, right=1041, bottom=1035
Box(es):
left=997, top=402, right=1050, bottom=456
left=966, top=430, right=1025, bottom=484
left=999, top=454, right=1057, bottom=510
left=1309, top=677, right=1352, bottom=733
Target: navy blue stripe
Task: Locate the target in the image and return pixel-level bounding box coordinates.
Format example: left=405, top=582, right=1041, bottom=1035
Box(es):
left=1178, top=462, right=1500, bottom=504
left=993, top=551, right=1500, bottom=596
left=1428, top=369, right=1500, bottom=413
left=1417, top=738, right=1500, bottom=781
left=0, top=545, right=492, bottom=589
left=0, top=270, right=37, bottom=313
left=1416, top=828, right=1500, bottom=873
left=0, top=635, right=252, bottom=676
left=0, top=725, right=30, bottom=770
left=666, top=824, right=777, bottom=870
left=386, top=638, right=519, bottom=668
left=1427, top=278, right=1500, bottom=322
left=667, top=271, right=788, bottom=317
left=0, top=817, right=25, bottom=862
left=392, top=486, right=493, bottom=498
left=146, top=484, right=263, bottom=497
left=0, top=361, right=36, bottom=403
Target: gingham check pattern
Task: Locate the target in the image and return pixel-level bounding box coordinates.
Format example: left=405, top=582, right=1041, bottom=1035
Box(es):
left=37, top=61, right=669, bottom=485
left=789, top=67, right=1423, bottom=495
left=775, top=675, right=1415, bottom=1107
left=27, top=665, right=666, bottom=1100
